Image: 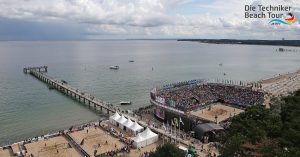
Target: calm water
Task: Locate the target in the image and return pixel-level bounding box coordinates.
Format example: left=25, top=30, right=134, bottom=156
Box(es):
left=0, top=40, right=299, bottom=145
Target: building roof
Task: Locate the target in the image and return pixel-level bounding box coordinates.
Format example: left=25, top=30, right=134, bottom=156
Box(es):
left=194, top=123, right=224, bottom=138
left=196, top=123, right=224, bottom=132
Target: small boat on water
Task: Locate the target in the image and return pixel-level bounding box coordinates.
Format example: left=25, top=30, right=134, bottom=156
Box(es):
left=61, top=80, right=68, bottom=84
left=120, top=101, right=132, bottom=105
left=129, top=60, right=134, bottom=63
left=109, top=66, right=119, bottom=70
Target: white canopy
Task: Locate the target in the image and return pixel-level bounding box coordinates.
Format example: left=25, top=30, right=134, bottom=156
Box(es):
left=116, top=115, right=127, bottom=129
left=132, top=134, right=147, bottom=148
left=129, top=121, right=144, bottom=132
left=123, top=118, right=134, bottom=128
left=116, top=115, right=127, bottom=124
left=109, top=112, right=121, bottom=125
left=140, top=127, right=157, bottom=139
left=133, top=134, right=144, bottom=142
left=138, top=128, right=159, bottom=146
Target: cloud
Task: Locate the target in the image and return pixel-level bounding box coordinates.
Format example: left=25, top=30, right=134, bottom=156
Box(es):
left=0, top=0, right=299, bottom=39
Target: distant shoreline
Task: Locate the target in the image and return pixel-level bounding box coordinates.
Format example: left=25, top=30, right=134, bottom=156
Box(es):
left=178, top=39, right=300, bottom=47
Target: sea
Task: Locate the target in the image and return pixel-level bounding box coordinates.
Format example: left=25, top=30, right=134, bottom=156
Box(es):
left=0, top=40, right=300, bottom=146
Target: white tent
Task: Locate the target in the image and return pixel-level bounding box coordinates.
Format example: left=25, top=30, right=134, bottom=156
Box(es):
left=116, top=115, right=127, bottom=129
left=109, top=112, right=121, bottom=125
left=132, top=134, right=147, bottom=148
left=139, top=128, right=159, bottom=146
left=129, top=121, right=144, bottom=135
left=123, top=118, right=134, bottom=131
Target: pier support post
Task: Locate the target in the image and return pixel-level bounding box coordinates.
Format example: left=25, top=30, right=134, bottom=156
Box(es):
left=24, top=66, right=118, bottom=121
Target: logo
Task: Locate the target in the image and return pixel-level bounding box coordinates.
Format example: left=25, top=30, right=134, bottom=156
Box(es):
left=269, top=12, right=296, bottom=25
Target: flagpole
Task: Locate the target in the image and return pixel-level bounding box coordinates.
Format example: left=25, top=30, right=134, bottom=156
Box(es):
left=171, top=123, right=172, bottom=135
left=163, top=123, right=165, bottom=145
left=174, top=125, right=176, bottom=144
left=178, top=120, right=180, bottom=144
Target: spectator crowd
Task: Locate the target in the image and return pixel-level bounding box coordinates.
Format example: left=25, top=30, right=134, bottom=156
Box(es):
left=153, top=83, right=264, bottom=112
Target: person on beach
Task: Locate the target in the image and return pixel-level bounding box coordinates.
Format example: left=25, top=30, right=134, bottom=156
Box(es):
left=94, top=149, right=97, bottom=156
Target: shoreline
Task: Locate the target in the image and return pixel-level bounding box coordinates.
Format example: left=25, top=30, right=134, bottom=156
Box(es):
left=261, top=69, right=300, bottom=96
left=261, top=69, right=300, bottom=84
left=1, top=68, right=300, bottom=156
left=178, top=39, right=300, bottom=47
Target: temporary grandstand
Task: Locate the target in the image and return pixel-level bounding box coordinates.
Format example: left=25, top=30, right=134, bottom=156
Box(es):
left=150, top=80, right=265, bottom=130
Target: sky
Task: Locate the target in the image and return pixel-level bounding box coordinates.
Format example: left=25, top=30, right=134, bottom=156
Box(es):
left=0, top=0, right=299, bottom=40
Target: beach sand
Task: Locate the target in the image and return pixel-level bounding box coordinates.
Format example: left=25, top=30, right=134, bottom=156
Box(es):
left=24, top=136, right=80, bottom=157
left=129, top=141, right=161, bottom=157
left=0, top=148, right=12, bottom=157
left=69, top=127, right=125, bottom=156
left=262, top=69, right=300, bottom=96
left=190, top=103, right=244, bottom=123
left=11, top=143, right=21, bottom=155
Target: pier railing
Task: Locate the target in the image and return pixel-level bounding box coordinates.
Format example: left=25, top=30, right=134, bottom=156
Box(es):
left=24, top=66, right=191, bottom=147
left=25, top=66, right=116, bottom=115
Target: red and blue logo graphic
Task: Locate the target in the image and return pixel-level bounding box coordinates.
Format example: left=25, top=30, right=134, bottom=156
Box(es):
left=269, top=13, right=296, bottom=25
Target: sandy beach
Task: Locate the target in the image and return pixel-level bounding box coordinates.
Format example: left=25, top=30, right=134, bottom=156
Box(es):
left=4, top=67, right=299, bottom=157
left=0, top=148, right=12, bottom=157
left=129, top=141, right=161, bottom=157
left=24, top=136, right=80, bottom=157
left=262, top=69, right=300, bottom=96
left=190, top=103, right=244, bottom=123
left=69, top=126, right=125, bottom=156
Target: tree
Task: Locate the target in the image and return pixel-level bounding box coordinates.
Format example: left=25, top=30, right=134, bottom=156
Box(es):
left=219, top=134, right=245, bottom=157
left=220, top=90, right=300, bottom=157
left=149, top=143, right=186, bottom=157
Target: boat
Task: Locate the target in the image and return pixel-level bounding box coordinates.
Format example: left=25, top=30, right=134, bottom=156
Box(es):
left=109, top=66, right=119, bottom=70
left=120, top=101, right=132, bottom=105
left=61, top=80, right=68, bottom=84
left=129, top=60, right=134, bottom=63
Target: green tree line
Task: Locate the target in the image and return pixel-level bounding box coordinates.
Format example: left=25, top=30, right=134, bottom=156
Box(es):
left=220, top=90, right=300, bottom=157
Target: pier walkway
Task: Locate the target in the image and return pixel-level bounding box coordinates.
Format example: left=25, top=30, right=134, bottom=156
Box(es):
left=24, top=66, right=190, bottom=148
left=24, top=66, right=116, bottom=115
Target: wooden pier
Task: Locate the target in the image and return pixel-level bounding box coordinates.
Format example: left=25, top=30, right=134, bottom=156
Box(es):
left=23, top=66, right=48, bottom=73
left=24, top=66, right=116, bottom=115
left=24, top=66, right=191, bottom=147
